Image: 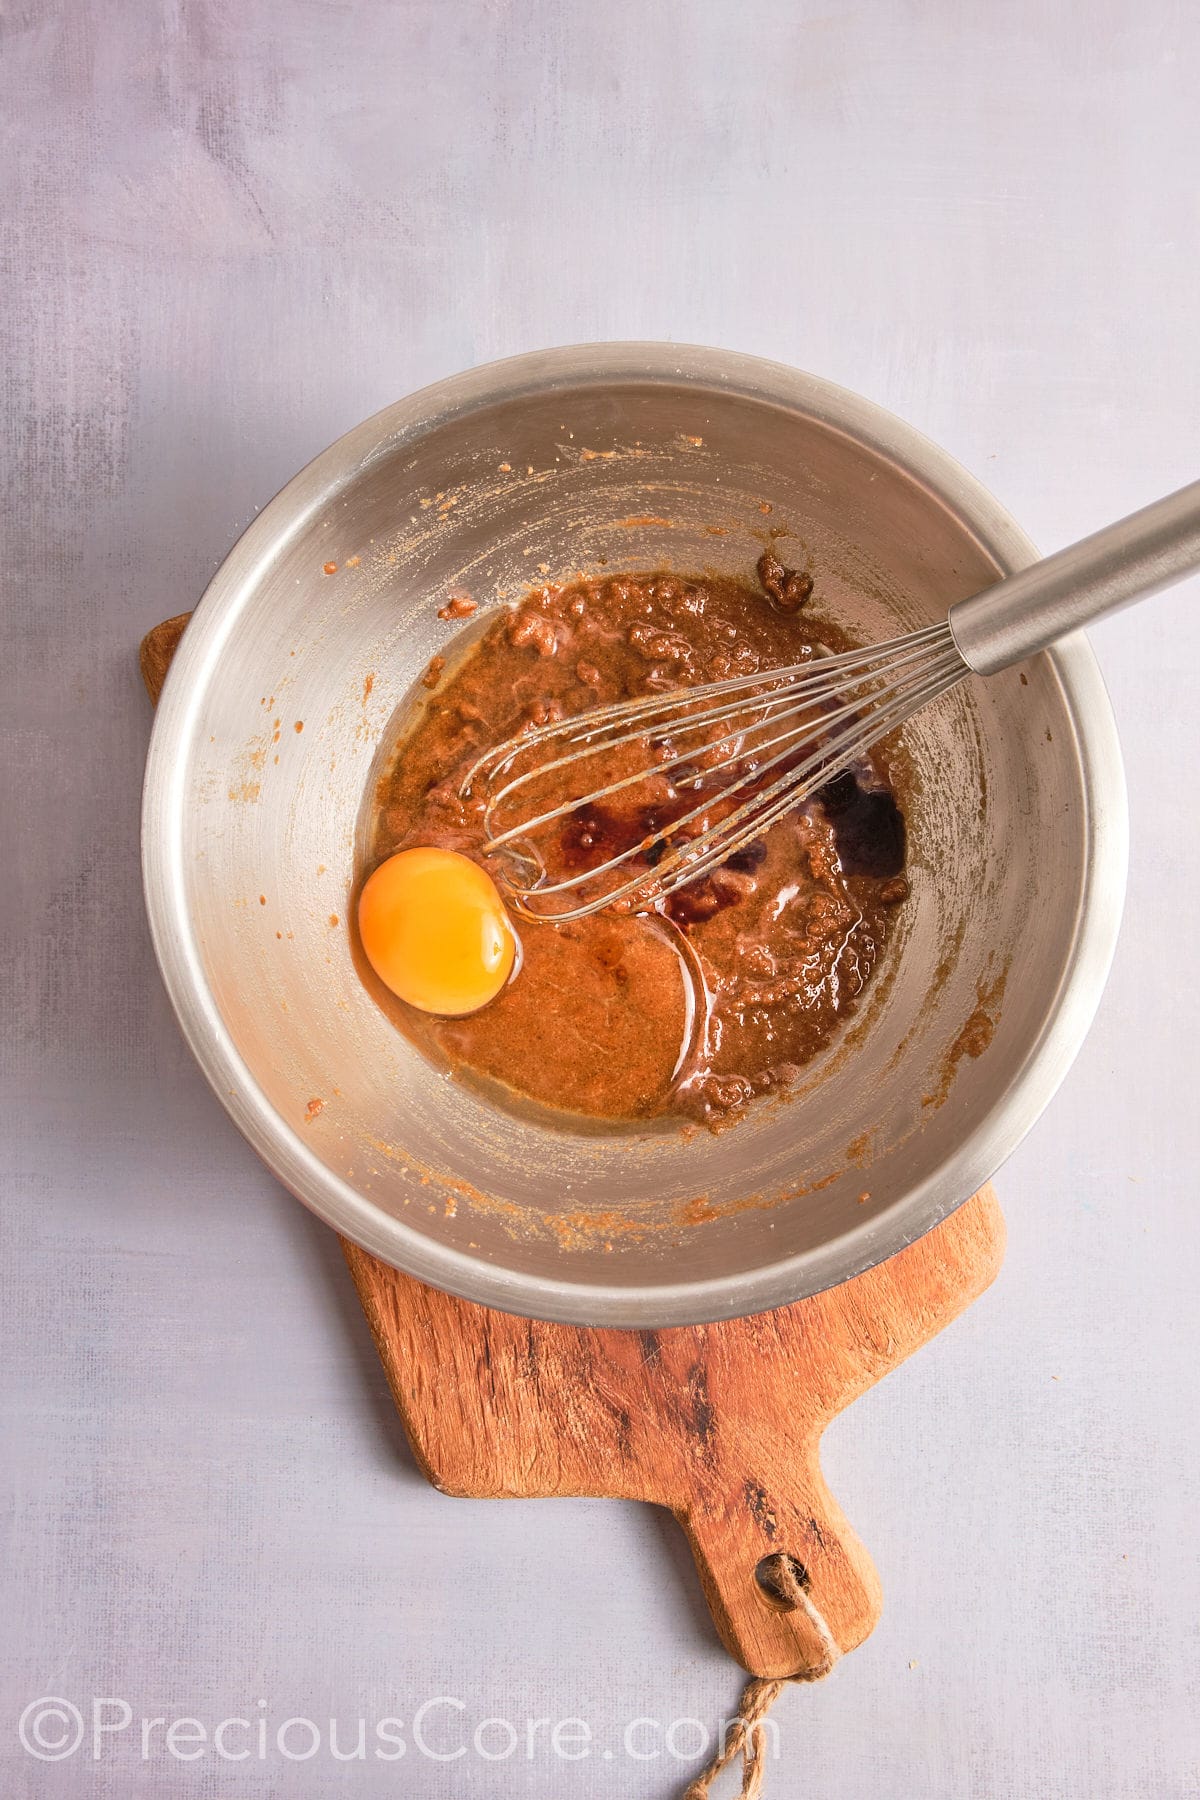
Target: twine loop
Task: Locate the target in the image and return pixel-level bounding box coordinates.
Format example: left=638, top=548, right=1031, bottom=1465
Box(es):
left=680, top=1555, right=840, bottom=1800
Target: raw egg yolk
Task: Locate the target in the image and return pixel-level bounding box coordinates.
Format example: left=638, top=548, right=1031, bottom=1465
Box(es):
left=357, top=847, right=517, bottom=1016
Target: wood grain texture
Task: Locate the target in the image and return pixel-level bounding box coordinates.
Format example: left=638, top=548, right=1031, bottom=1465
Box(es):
left=139, top=612, right=190, bottom=704
left=142, top=613, right=1005, bottom=1680
left=344, top=1201, right=1004, bottom=1678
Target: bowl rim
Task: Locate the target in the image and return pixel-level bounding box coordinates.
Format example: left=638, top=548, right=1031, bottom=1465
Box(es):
left=141, top=342, right=1128, bottom=1324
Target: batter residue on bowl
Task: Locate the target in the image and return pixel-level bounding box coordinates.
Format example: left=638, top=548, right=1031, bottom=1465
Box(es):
left=361, top=558, right=909, bottom=1129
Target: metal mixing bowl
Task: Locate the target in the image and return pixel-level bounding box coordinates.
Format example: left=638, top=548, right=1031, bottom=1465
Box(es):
left=142, top=344, right=1127, bottom=1324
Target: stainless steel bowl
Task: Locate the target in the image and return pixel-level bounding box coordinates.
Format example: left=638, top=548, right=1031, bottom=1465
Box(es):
left=142, top=344, right=1127, bottom=1325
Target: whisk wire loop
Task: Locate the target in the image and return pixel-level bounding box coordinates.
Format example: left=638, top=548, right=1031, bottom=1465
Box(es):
left=461, top=621, right=967, bottom=921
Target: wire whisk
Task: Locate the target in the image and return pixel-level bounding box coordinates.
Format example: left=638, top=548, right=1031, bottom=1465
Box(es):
left=465, top=625, right=963, bottom=919
left=463, top=479, right=1200, bottom=922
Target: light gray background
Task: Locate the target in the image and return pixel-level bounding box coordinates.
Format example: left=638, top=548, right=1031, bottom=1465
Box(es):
left=3, top=2, right=1198, bottom=1795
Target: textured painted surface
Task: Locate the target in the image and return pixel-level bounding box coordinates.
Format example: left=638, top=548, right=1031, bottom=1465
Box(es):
left=2, top=2, right=1198, bottom=1795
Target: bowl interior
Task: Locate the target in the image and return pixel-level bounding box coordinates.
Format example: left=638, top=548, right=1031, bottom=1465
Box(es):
left=146, top=351, right=1121, bottom=1322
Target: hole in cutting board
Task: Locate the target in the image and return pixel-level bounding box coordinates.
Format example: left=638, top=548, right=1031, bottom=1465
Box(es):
left=754, top=1553, right=810, bottom=1608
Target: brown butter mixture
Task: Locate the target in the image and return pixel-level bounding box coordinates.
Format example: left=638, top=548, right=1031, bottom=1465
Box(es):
left=366, top=558, right=908, bottom=1127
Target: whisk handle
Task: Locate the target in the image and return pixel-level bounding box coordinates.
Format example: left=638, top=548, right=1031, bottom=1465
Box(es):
left=948, top=477, right=1200, bottom=676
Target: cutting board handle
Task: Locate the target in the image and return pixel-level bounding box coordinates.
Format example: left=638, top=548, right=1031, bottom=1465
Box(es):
left=681, top=1453, right=882, bottom=1674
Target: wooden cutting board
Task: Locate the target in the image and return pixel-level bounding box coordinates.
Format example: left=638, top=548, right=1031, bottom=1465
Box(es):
left=141, top=613, right=1005, bottom=1680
